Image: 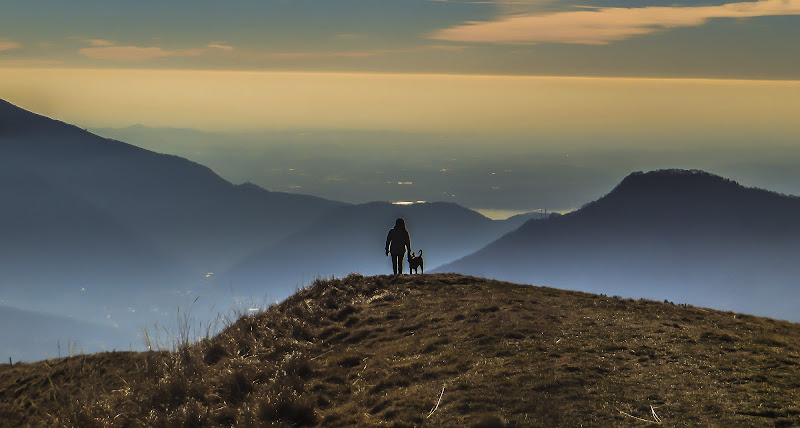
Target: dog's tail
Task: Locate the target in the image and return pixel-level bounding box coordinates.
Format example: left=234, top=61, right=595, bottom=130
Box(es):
left=419, top=250, right=423, bottom=257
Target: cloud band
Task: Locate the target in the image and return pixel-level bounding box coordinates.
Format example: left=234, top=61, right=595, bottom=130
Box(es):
left=430, top=0, right=800, bottom=45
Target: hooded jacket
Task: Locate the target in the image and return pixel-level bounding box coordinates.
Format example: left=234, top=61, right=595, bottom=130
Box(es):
left=386, top=219, right=411, bottom=256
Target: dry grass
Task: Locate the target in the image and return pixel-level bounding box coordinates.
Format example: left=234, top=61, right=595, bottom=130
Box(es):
left=0, top=351, right=167, bottom=427
left=2, top=273, right=800, bottom=427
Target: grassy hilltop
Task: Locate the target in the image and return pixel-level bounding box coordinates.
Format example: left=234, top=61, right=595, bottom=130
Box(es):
left=2, top=274, right=800, bottom=427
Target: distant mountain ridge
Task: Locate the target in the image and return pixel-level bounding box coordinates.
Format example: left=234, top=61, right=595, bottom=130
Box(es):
left=0, top=98, right=91, bottom=138
left=2, top=101, right=346, bottom=271
left=223, top=201, right=537, bottom=295
left=439, top=169, right=800, bottom=321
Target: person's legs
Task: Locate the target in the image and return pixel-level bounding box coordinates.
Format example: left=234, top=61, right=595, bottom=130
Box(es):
left=397, top=253, right=404, bottom=275
left=391, top=254, right=399, bottom=275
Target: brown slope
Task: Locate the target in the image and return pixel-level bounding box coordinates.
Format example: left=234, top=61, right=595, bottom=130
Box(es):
left=5, top=274, right=800, bottom=427
left=0, top=351, right=168, bottom=427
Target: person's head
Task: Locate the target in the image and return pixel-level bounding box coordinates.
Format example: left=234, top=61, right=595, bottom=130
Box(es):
left=394, top=217, right=406, bottom=230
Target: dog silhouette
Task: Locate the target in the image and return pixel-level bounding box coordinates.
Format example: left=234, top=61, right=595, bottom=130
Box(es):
left=408, top=250, right=424, bottom=274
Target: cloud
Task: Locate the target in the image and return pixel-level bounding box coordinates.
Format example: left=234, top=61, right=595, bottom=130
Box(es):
left=335, top=33, right=366, bottom=39
left=0, top=59, right=62, bottom=66
left=0, top=39, right=22, bottom=51
left=430, top=0, right=800, bottom=45
left=72, top=39, right=463, bottom=63
left=67, top=36, right=115, bottom=45
left=85, top=39, right=115, bottom=46
left=257, top=45, right=467, bottom=59
left=207, top=43, right=235, bottom=51
left=261, top=50, right=383, bottom=59
left=79, top=45, right=207, bottom=61
left=76, top=39, right=236, bottom=61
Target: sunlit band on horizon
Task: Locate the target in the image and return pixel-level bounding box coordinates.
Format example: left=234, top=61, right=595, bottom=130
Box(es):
left=1, top=68, right=800, bottom=153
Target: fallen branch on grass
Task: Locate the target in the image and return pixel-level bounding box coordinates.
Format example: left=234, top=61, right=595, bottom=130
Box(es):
left=427, top=384, right=446, bottom=418
left=617, top=407, right=662, bottom=425
left=650, top=405, right=662, bottom=423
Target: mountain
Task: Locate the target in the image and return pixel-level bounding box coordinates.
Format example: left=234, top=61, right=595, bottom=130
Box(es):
left=222, top=201, right=536, bottom=297
left=0, top=98, right=346, bottom=334
left=4, top=274, right=800, bottom=426
left=0, top=99, right=346, bottom=274
left=439, top=169, right=800, bottom=321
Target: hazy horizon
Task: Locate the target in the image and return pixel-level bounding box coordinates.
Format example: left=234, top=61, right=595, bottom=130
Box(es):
left=4, top=0, right=800, bottom=214
left=85, top=118, right=800, bottom=217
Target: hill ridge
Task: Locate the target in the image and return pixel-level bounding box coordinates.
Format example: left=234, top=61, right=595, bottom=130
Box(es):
left=604, top=168, right=798, bottom=202
left=4, top=274, right=800, bottom=427
left=439, top=168, right=800, bottom=321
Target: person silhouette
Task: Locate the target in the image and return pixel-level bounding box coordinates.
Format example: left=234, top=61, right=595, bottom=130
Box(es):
left=385, top=217, right=411, bottom=275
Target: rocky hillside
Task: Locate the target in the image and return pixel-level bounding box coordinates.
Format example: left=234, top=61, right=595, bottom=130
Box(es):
left=2, top=274, right=799, bottom=427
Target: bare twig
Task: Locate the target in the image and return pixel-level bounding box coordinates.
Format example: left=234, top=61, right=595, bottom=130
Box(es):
left=617, top=408, right=662, bottom=425
left=427, top=384, right=446, bottom=418
left=650, top=405, right=662, bottom=423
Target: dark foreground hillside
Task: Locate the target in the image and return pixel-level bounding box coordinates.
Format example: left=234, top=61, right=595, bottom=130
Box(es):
left=2, top=274, right=800, bottom=427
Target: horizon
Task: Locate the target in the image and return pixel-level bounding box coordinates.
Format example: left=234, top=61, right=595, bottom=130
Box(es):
left=4, top=71, right=800, bottom=214
left=3, top=0, right=800, bottom=212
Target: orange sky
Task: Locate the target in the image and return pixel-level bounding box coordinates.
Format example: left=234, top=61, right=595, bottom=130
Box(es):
left=2, top=68, right=800, bottom=152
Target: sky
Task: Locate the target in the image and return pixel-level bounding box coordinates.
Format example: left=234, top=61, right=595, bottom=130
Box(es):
left=3, top=0, right=800, bottom=77
left=2, top=0, right=800, bottom=216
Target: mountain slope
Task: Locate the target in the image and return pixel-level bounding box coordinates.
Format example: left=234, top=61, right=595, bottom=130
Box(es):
left=0, top=164, right=178, bottom=289
left=0, top=99, right=346, bottom=310
left=5, top=274, right=800, bottom=426
left=0, top=98, right=350, bottom=358
left=0, top=99, right=346, bottom=275
left=223, top=202, right=535, bottom=296
left=0, top=99, right=184, bottom=293
left=439, top=169, right=800, bottom=321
